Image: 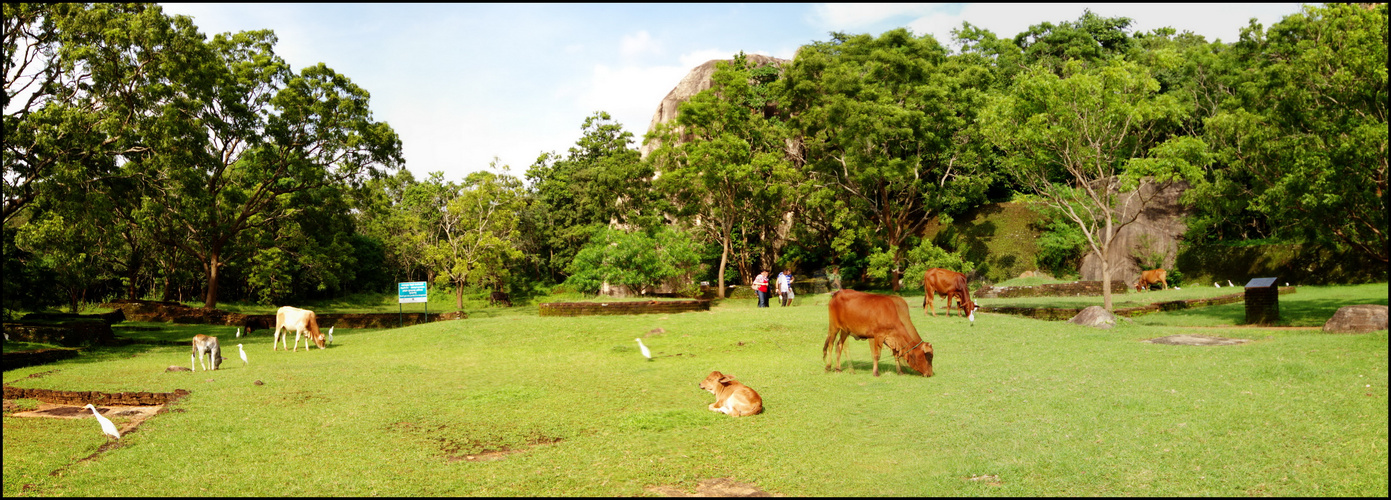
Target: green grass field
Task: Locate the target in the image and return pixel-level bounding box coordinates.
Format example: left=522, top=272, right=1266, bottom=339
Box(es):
left=3, top=284, right=1386, bottom=496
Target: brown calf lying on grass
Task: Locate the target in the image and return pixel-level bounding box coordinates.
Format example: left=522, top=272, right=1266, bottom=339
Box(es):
left=699, top=371, right=763, bottom=417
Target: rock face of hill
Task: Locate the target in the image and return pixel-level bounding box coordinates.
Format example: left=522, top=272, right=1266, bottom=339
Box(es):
left=638, top=54, right=788, bottom=159
left=1079, top=180, right=1190, bottom=285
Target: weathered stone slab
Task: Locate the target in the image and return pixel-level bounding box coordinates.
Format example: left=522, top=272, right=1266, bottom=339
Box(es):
left=1322, top=304, right=1389, bottom=333
left=1144, top=334, right=1250, bottom=346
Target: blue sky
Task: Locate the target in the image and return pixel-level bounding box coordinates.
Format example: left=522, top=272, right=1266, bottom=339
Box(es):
left=157, top=3, right=1305, bottom=183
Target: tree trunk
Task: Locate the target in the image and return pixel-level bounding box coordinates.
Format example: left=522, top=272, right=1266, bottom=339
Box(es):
left=455, top=281, right=464, bottom=311
left=1098, top=213, right=1115, bottom=311
left=717, top=235, right=731, bottom=298
left=203, top=253, right=221, bottom=309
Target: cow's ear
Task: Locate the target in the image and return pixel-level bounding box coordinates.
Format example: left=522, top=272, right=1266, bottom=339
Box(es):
left=718, top=376, right=734, bottom=384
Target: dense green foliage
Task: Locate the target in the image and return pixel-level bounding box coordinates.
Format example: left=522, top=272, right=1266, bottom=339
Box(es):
left=3, top=3, right=1385, bottom=316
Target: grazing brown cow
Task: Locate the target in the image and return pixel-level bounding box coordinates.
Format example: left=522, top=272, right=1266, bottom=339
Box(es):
left=922, top=268, right=977, bottom=321
left=1134, top=268, right=1169, bottom=292
left=489, top=291, right=512, bottom=307
left=824, top=289, right=935, bottom=377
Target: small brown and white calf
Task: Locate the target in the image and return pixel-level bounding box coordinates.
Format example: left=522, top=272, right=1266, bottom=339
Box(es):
left=192, top=334, right=222, bottom=371
left=699, top=371, right=763, bottom=417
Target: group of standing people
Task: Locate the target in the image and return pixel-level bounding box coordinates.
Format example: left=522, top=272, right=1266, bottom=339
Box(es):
left=752, top=270, right=796, bottom=308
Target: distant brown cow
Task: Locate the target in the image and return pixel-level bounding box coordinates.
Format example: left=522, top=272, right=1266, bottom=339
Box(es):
left=1134, top=269, right=1169, bottom=292
left=824, top=289, right=934, bottom=377
left=922, top=268, right=977, bottom=321
left=489, top=291, right=512, bottom=307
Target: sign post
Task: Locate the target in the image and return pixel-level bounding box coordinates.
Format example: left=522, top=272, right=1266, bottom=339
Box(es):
left=398, top=281, right=428, bottom=328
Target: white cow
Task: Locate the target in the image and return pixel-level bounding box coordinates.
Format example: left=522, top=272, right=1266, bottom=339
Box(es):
left=273, top=306, right=326, bottom=352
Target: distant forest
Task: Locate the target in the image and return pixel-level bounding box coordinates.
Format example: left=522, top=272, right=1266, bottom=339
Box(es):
left=4, top=3, right=1385, bottom=314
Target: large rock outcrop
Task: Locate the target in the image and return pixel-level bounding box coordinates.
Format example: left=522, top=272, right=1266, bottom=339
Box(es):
left=1079, top=180, right=1190, bottom=286
left=638, top=54, right=788, bottom=159
left=1322, top=304, right=1389, bottom=333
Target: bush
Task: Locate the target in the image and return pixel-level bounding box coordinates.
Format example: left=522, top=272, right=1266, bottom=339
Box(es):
left=562, top=226, right=705, bottom=295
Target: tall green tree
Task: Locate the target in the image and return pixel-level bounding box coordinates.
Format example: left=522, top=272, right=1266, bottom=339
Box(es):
left=1197, top=3, right=1387, bottom=264
left=648, top=53, right=794, bottom=297
left=123, top=28, right=402, bottom=309
left=426, top=163, right=526, bottom=312
left=982, top=59, right=1196, bottom=310
left=3, top=4, right=199, bottom=224
left=525, top=111, right=653, bottom=283
left=781, top=29, right=991, bottom=290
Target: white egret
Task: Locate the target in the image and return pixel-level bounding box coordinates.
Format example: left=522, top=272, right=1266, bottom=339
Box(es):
left=83, top=404, right=120, bottom=440
left=1228, top=279, right=1235, bottom=287
left=238, top=344, right=248, bottom=366
left=236, top=327, right=242, bottom=338
left=1214, top=282, right=1220, bottom=288
left=327, top=326, right=334, bottom=345
left=635, top=338, right=652, bottom=361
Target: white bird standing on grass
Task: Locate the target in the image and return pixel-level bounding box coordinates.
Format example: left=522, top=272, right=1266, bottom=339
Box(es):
left=635, top=338, right=651, bottom=361
left=238, top=344, right=248, bottom=366
left=327, top=326, right=334, bottom=345
left=1214, top=282, right=1220, bottom=288
left=235, top=327, right=241, bottom=338
left=83, top=404, right=120, bottom=440
left=1228, top=279, right=1235, bottom=287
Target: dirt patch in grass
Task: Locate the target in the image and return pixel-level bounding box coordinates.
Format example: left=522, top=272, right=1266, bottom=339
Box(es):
left=1143, top=334, right=1251, bottom=346
left=647, top=477, right=779, bottom=497
left=441, top=433, right=564, bottom=463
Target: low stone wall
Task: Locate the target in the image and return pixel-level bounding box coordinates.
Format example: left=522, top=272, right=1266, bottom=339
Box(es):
left=2, top=319, right=119, bottom=347
left=3, top=384, right=190, bottom=406
left=3, top=348, right=80, bottom=371
left=978, top=287, right=1295, bottom=320
left=976, top=281, right=1132, bottom=299
left=100, top=299, right=462, bottom=330
left=539, top=300, right=711, bottom=317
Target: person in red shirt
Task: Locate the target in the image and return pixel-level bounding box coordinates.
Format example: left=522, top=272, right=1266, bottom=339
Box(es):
left=752, top=271, right=770, bottom=308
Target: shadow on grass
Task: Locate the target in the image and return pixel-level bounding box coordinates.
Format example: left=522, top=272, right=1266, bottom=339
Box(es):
left=1136, top=295, right=1389, bottom=327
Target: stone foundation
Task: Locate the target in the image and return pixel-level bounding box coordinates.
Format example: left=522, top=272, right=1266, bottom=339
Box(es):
left=978, top=287, right=1295, bottom=320
left=99, top=299, right=462, bottom=330
left=976, top=280, right=1132, bottom=299
left=3, top=348, right=80, bottom=371
left=538, top=300, right=711, bottom=317
left=2, top=319, right=119, bottom=347
left=3, top=384, right=190, bottom=406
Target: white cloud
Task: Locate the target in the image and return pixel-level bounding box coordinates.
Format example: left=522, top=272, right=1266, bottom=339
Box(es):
left=620, top=30, right=661, bottom=58
left=575, top=47, right=759, bottom=140
left=811, top=3, right=949, bottom=30
left=582, top=63, right=689, bottom=137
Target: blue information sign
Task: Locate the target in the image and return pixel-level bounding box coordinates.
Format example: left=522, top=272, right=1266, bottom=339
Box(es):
left=398, top=281, right=428, bottom=303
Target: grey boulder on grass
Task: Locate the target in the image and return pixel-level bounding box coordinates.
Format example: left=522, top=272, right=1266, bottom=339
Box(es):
left=1323, top=305, right=1389, bottom=333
